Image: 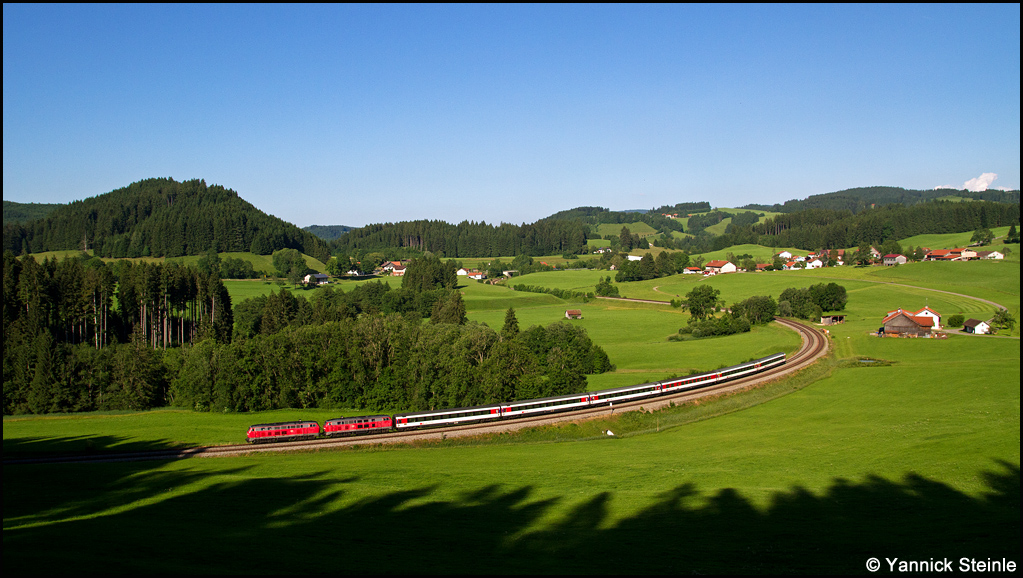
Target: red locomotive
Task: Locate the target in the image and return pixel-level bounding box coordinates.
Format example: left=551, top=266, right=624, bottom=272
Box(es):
left=245, top=420, right=320, bottom=443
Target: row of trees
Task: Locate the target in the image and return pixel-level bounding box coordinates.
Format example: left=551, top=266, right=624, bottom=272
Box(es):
left=673, top=283, right=846, bottom=340
left=167, top=316, right=613, bottom=413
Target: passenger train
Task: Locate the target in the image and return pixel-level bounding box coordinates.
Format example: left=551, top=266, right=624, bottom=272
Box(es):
left=246, top=352, right=786, bottom=443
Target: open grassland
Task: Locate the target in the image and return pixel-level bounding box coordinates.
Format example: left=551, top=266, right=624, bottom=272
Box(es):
left=593, top=221, right=657, bottom=238
left=4, top=332, right=1017, bottom=573
left=899, top=226, right=1012, bottom=250
left=25, top=250, right=327, bottom=274
left=4, top=246, right=1019, bottom=573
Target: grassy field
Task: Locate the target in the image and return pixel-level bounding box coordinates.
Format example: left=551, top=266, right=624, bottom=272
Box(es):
left=25, top=249, right=328, bottom=275
left=5, top=236, right=1019, bottom=573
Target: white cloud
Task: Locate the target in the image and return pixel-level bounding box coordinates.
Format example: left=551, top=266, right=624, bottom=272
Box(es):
left=934, top=172, right=999, bottom=192
left=963, top=172, right=998, bottom=192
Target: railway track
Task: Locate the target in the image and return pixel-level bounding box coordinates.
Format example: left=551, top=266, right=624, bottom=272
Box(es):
left=5, top=318, right=829, bottom=464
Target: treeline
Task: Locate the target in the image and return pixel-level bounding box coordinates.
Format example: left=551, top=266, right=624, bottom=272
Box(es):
left=3, top=251, right=614, bottom=415
left=3, top=177, right=331, bottom=263
left=331, top=219, right=591, bottom=258
left=303, top=224, right=354, bottom=241
left=171, top=316, right=613, bottom=413
left=742, top=186, right=1021, bottom=214
left=3, top=200, right=64, bottom=225
left=540, top=206, right=685, bottom=235
left=3, top=252, right=233, bottom=414
left=651, top=201, right=712, bottom=215
left=748, top=201, right=1019, bottom=250
left=655, top=200, right=1018, bottom=253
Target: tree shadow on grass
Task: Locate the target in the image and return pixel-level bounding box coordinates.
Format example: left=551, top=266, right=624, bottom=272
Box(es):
left=3, top=460, right=1018, bottom=574
left=3, top=434, right=196, bottom=459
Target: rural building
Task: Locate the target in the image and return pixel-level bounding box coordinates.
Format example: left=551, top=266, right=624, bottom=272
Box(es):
left=976, top=251, right=1004, bottom=260
left=565, top=310, right=583, bottom=320
left=704, top=260, right=737, bottom=274
left=821, top=314, right=846, bottom=325
left=881, top=310, right=934, bottom=337
left=883, top=254, right=907, bottom=266
left=924, top=248, right=976, bottom=261
left=804, top=258, right=823, bottom=269
left=683, top=267, right=703, bottom=274
left=962, top=319, right=991, bottom=334
left=303, top=273, right=329, bottom=285
left=776, top=251, right=792, bottom=259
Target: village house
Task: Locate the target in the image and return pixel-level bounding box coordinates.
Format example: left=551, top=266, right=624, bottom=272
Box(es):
left=303, top=273, right=329, bottom=285
left=704, top=260, right=737, bottom=274
left=819, top=248, right=845, bottom=265
left=883, top=254, right=907, bottom=266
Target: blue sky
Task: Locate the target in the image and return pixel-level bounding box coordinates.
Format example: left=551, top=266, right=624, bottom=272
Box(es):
left=4, top=4, right=1019, bottom=227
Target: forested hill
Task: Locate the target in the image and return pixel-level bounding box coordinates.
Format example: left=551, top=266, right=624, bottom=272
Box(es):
left=2, top=178, right=331, bottom=263
left=304, top=224, right=354, bottom=241
left=537, top=206, right=687, bottom=234
left=3, top=200, right=64, bottom=225
left=742, top=186, right=1021, bottom=214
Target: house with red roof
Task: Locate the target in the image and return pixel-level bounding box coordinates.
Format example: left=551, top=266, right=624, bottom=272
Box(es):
left=704, top=260, right=737, bottom=274
left=881, top=306, right=941, bottom=336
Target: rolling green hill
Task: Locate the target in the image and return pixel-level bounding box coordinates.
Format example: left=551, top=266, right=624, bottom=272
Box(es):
left=2, top=177, right=331, bottom=263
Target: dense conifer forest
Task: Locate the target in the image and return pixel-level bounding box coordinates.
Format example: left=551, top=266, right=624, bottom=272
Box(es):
left=2, top=251, right=610, bottom=415
left=2, top=178, right=331, bottom=263
left=3, top=200, right=64, bottom=225
left=741, top=185, right=1020, bottom=214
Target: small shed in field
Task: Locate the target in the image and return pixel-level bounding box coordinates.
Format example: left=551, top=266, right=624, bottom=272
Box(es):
left=565, top=310, right=583, bottom=320
left=962, top=319, right=991, bottom=334
left=821, top=315, right=846, bottom=326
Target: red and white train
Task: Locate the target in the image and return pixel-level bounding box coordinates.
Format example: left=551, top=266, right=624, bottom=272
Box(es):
left=246, top=352, right=786, bottom=443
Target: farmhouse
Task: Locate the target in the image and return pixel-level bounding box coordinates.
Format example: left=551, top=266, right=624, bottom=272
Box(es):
left=881, top=310, right=934, bottom=337
left=924, top=248, right=976, bottom=261
left=303, top=273, right=329, bottom=285
left=704, top=260, right=737, bottom=274
left=883, top=254, right=907, bottom=266
left=962, top=319, right=991, bottom=334
left=881, top=306, right=942, bottom=336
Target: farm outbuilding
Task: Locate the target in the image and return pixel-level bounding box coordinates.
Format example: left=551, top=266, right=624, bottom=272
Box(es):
left=962, top=319, right=991, bottom=334
left=565, top=310, right=583, bottom=320
left=881, top=309, right=934, bottom=337
left=821, top=315, right=845, bottom=326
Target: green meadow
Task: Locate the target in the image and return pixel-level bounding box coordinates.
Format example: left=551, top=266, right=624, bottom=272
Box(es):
left=4, top=236, right=1020, bottom=573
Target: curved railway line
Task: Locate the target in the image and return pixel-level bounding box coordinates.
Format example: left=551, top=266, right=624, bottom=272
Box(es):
left=6, top=318, right=829, bottom=465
